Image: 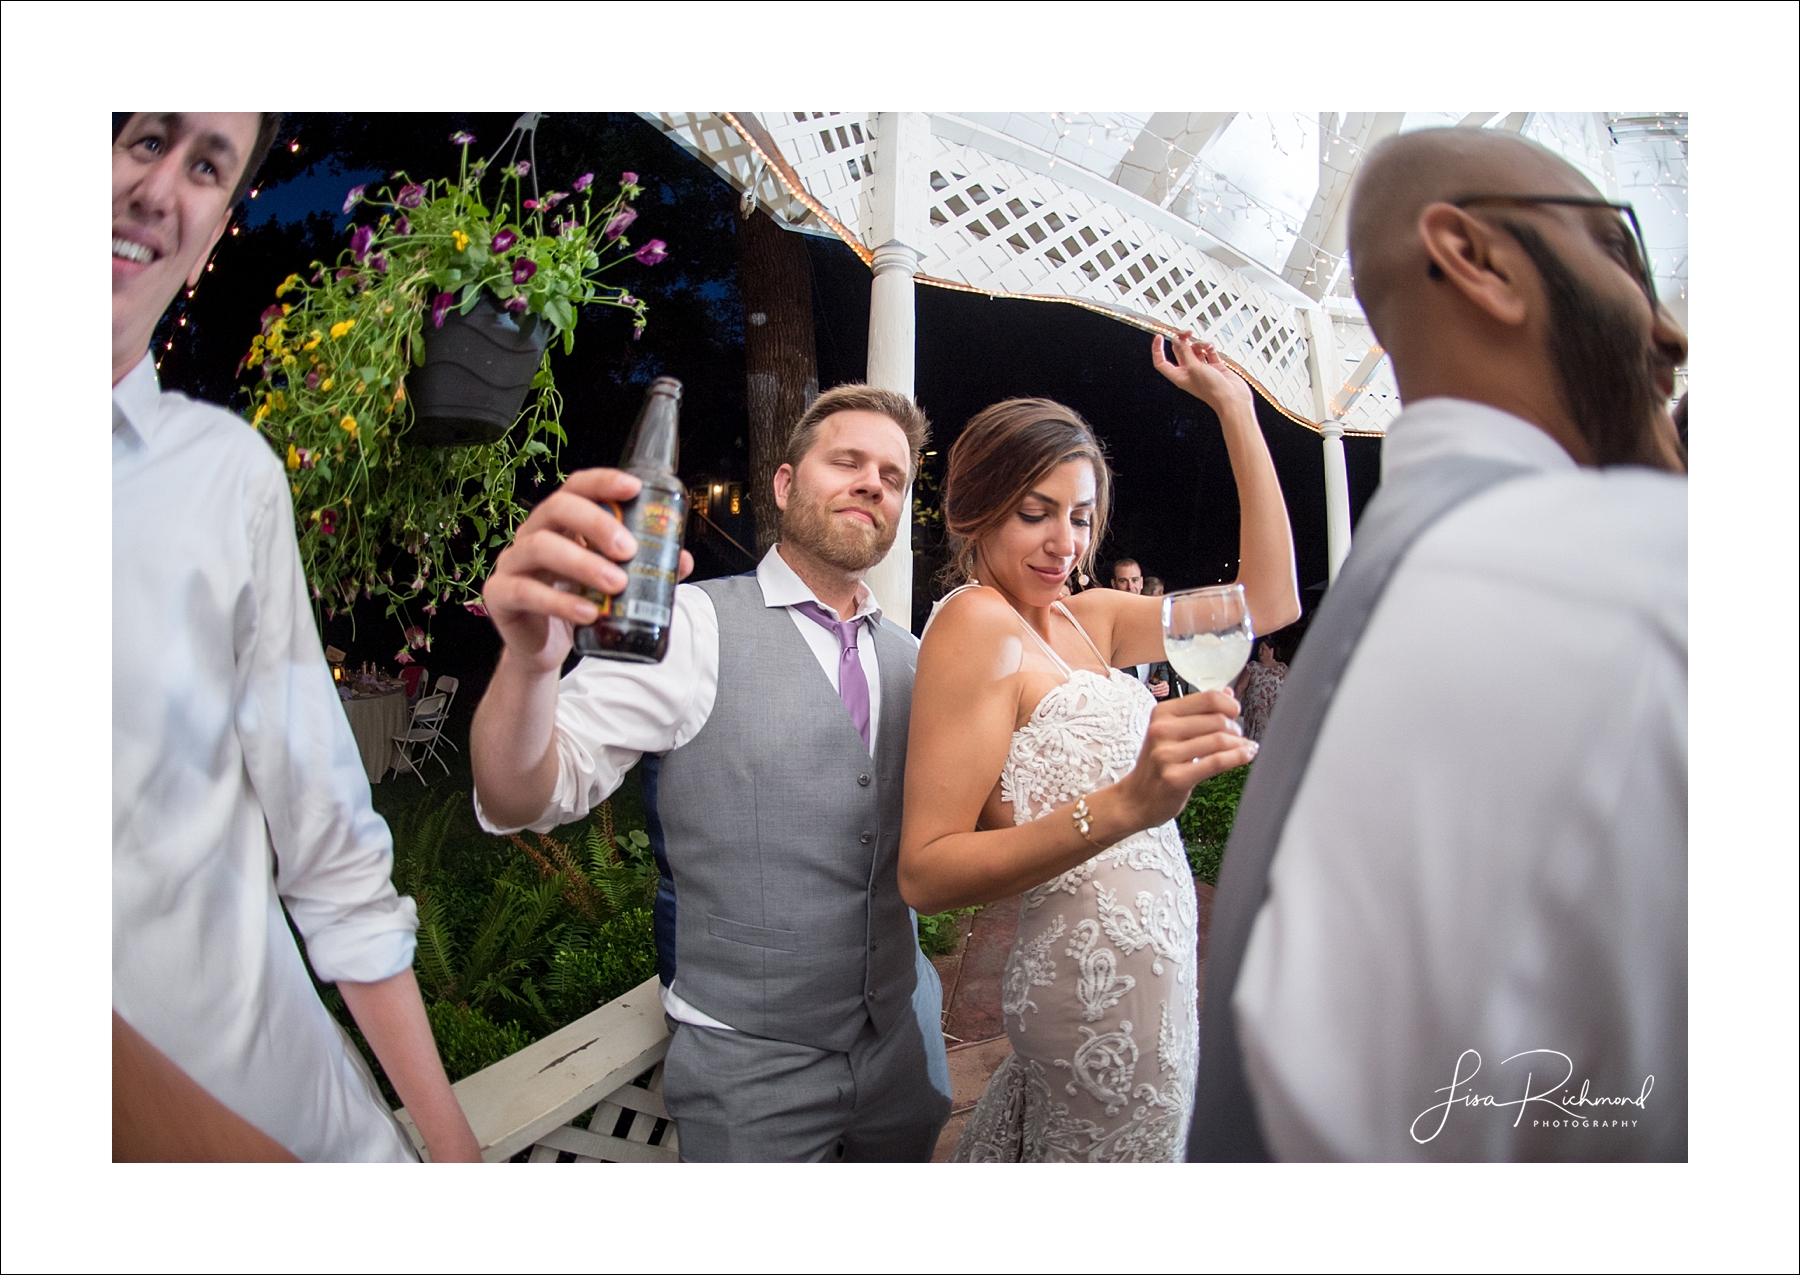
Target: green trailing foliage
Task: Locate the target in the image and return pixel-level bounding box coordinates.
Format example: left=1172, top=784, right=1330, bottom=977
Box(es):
left=1178, top=765, right=1250, bottom=887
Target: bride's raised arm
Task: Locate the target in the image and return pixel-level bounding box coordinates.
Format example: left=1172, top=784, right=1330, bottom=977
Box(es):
left=1068, top=334, right=1301, bottom=668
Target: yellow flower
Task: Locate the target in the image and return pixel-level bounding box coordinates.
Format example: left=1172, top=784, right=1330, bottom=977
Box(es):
left=340, top=415, right=359, bottom=439
left=329, top=319, right=356, bottom=339
left=280, top=354, right=297, bottom=371
left=276, top=274, right=302, bottom=297
left=304, top=331, right=322, bottom=350
left=320, top=377, right=334, bottom=391
left=272, top=391, right=288, bottom=411
left=452, top=229, right=470, bottom=251
left=252, top=402, right=270, bottom=425
left=356, top=381, right=368, bottom=394
left=286, top=444, right=301, bottom=471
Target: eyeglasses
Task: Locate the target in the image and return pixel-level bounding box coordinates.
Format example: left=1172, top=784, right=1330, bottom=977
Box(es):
left=1451, top=195, right=1657, bottom=306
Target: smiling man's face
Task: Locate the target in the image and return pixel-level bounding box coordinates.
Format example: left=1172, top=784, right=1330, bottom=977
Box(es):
left=773, top=409, right=913, bottom=575
left=112, top=112, right=261, bottom=382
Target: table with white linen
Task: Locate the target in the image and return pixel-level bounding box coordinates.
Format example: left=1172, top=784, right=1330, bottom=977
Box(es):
left=339, top=689, right=409, bottom=783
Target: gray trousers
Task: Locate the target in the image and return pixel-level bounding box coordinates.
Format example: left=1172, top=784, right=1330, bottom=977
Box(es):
left=662, top=951, right=952, bottom=1162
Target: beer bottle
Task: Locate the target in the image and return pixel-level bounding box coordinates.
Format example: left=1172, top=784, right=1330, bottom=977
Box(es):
left=573, top=377, right=687, bottom=662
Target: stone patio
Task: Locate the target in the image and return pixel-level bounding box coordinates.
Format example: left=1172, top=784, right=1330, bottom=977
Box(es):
left=927, top=880, right=1215, bottom=1161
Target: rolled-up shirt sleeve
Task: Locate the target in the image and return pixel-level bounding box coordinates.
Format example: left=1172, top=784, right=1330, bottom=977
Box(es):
left=473, top=585, right=719, bottom=836
left=235, top=465, right=417, bottom=984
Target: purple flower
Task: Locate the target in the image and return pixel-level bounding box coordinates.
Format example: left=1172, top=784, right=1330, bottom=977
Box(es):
left=634, top=239, right=669, bottom=266
left=334, top=266, right=359, bottom=282
left=522, top=199, right=538, bottom=211
left=342, top=184, right=366, bottom=213
left=350, top=224, right=374, bottom=262
left=620, top=171, right=638, bottom=186
left=396, top=184, right=425, bottom=208
left=259, top=303, right=284, bottom=328
left=573, top=172, right=594, bottom=191
left=557, top=218, right=577, bottom=236
left=370, top=253, right=389, bottom=274
left=543, top=191, right=566, bottom=209
left=394, top=215, right=411, bottom=236
left=449, top=130, right=476, bottom=145
left=404, top=625, right=428, bottom=649
left=320, top=509, right=339, bottom=535
left=603, top=206, right=638, bottom=240
left=504, top=296, right=529, bottom=314
left=505, top=160, right=530, bottom=179
left=491, top=229, right=517, bottom=253
left=305, top=368, right=320, bottom=390
left=512, top=258, right=537, bottom=285
left=430, top=292, right=456, bottom=329
left=463, top=600, right=490, bottom=617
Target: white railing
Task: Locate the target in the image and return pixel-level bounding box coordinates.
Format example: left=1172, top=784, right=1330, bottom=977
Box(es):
left=397, top=975, right=677, bottom=1163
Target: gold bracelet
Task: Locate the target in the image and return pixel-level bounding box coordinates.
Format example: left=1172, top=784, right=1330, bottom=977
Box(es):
left=1071, top=794, right=1103, bottom=847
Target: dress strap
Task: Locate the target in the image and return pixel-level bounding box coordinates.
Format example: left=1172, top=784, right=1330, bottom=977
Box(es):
left=1052, top=601, right=1112, bottom=669
left=920, top=582, right=984, bottom=641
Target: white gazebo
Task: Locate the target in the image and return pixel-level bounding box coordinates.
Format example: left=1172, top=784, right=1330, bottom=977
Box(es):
left=646, top=110, right=1689, bottom=623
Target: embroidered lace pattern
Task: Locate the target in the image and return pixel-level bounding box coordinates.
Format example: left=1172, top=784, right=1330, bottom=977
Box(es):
left=952, top=649, right=1199, bottom=1163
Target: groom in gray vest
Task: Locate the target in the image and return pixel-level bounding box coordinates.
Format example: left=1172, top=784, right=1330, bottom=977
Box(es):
left=471, top=384, right=951, bottom=1161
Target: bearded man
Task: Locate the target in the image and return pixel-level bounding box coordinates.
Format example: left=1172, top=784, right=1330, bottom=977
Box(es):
left=1191, top=127, right=1689, bottom=1161
left=471, top=384, right=952, bottom=1161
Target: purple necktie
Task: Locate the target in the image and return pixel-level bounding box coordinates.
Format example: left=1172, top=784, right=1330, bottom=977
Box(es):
left=793, top=600, right=871, bottom=750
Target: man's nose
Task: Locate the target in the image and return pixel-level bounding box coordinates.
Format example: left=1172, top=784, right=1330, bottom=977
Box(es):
left=128, top=150, right=182, bottom=219
left=1652, top=302, right=1688, bottom=370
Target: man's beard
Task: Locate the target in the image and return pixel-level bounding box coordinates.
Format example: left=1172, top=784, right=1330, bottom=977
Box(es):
left=780, top=480, right=895, bottom=573
left=1504, top=220, right=1669, bottom=468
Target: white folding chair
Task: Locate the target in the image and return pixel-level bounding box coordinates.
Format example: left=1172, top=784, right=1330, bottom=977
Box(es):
left=392, top=693, right=451, bottom=785
left=431, top=675, right=461, bottom=752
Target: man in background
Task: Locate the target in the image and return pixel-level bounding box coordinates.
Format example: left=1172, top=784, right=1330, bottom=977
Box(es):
left=1110, top=558, right=1170, bottom=699
left=112, top=112, right=477, bottom=1160
left=1192, top=126, right=1687, bottom=1161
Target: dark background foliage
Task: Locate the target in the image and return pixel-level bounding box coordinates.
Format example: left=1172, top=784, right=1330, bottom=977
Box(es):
left=156, top=110, right=1379, bottom=704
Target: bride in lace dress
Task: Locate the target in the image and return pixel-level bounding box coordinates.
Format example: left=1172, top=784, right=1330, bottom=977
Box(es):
left=899, top=336, right=1300, bottom=1162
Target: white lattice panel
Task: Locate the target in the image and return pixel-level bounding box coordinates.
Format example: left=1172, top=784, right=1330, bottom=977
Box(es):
left=644, top=112, right=1402, bottom=433
left=1330, top=313, right=1402, bottom=437
left=914, top=136, right=1317, bottom=424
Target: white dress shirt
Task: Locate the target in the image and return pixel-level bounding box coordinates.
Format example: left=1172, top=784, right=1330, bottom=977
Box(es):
left=113, top=355, right=417, bottom=1161
left=475, top=544, right=903, bottom=1028
left=1235, top=398, right=1687, bottom=1161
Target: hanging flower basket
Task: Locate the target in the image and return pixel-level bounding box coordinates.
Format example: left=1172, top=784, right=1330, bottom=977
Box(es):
left=407, top=293, right=550, bottom=447
left=240, top=121, right=669, bottom=650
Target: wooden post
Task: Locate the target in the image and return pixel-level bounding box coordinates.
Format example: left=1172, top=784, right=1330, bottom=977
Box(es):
left=738, top=210, right=818, bottom=557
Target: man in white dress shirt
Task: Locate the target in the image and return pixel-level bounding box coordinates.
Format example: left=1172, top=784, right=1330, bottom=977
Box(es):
left=1192, top=127, right=1689, bottom=1160
left=471, top=384, right=952, bottom=1160
left=112, top=112, right=478, bottom=1161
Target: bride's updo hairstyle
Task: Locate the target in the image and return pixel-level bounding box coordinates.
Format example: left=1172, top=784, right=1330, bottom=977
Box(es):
left=941, top=397, right=1113, bottom=585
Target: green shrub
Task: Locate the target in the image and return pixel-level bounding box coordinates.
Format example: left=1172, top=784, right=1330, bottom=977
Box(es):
left=1178, top=766, right=1250, bottom=887
left=428, top=1001, right=535, bottom=1083
left=544, top=908, right=658, bottom=1023
left=916, top=907, right=977, bottom=958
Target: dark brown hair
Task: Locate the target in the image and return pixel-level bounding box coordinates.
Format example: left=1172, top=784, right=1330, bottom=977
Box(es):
left=941, top=397, right=1112, bottom=585
left=783, top=382, right=931, bottom=479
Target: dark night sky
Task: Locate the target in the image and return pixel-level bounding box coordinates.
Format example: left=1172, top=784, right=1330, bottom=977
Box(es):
left=155, top=111, right=1380, bottom=692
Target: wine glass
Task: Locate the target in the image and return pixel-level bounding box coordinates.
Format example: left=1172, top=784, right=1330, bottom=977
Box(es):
left=1162, top=584, right=1255, bottom=692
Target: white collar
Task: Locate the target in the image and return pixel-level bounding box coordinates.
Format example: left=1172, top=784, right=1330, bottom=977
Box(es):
left=112, top=352, right=163, bottom=445
left=756, top=543, right=882, bottom=625
left=1380, top=397, right=1579, bottom=485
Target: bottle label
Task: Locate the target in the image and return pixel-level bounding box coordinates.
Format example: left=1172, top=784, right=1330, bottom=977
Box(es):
left=581, top=486, right=685, bottom=630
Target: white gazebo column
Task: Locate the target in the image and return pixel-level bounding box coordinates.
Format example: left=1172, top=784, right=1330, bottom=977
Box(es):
left=1302, top=306, right=1354, bottom=584
left=860, top=111, right=932, bottom=629
left=1321, top=421, right=1353, bottom=583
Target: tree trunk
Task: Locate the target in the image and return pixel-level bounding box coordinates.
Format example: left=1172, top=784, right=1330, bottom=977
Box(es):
left=738, top=210, right=818, bottom=555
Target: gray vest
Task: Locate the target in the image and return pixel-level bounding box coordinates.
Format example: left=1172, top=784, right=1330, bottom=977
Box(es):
left=1188, top=455, right=1531, bottom=1161
left=645, top=574, right=918, bottom=1052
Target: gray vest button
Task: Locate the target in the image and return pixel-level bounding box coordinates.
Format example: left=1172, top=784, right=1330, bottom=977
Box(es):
left=858, top=773, right=871, bottom=786
left=859, top=831, right=872, bottom=844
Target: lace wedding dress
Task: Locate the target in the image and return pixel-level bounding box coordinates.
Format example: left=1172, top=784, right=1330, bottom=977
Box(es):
left=938, top=592, right=1199, bottom=1163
